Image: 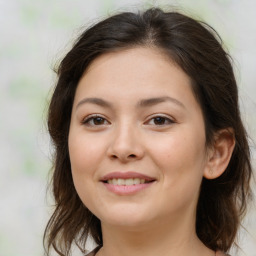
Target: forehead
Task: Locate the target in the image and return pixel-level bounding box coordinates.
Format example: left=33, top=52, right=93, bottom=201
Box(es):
left=72, top=47, right=205, bottom=133
left=85, top=47, right=181, bottom=77
left=77, top=47, right=194, bottom=97
left=72, top=47, right=204, bottom=119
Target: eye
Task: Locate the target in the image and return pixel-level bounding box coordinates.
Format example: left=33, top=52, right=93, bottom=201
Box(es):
left=146, top=115, right=175, bottom=126
left=82, top=115, right=110, bottom=126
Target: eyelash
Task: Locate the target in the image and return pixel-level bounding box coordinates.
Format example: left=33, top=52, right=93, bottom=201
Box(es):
left=81, top=114, right=175, bottom=127
left=82, top=115, right=110, bottom=126
left=145, top=115, right=175, bottom=126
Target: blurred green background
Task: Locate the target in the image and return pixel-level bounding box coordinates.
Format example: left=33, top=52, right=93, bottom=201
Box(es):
left=0, top=0, right=255, bottom=255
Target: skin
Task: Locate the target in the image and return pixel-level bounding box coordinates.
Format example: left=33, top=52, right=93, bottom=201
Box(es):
left=68, top=47, right=235, bottom=256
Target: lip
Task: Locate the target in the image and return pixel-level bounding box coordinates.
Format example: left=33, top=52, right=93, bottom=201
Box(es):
left=100, top=171, right=156, bottom=182
left=100, top=172, right=156, bottom=195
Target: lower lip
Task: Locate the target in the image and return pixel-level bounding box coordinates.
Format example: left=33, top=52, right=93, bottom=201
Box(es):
left=102, top=182, right=155, bottom=195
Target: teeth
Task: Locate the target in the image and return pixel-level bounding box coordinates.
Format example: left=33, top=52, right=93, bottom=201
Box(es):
left=117, top=178, right=125, bottom=185
left=134, top=178, right=140, bottom=184
left=125, top=178, right=133, bottom=186
left=107, top=178, right=147, bottom=185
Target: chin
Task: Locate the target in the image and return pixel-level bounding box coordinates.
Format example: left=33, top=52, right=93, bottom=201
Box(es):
left=97, top=205, right=153, bottom=229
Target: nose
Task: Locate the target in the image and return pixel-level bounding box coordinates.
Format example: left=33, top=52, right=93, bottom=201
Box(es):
left=107, top=124, right=144, bottom=162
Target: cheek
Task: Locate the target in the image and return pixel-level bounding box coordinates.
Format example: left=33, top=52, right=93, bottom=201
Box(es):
left=149, top=134, right=206, bottom=211
left=68, top=132, right=105, bottom=178
left=147, top=130, right=206, bottom=184
left=68, top=132, right=105, bottom=208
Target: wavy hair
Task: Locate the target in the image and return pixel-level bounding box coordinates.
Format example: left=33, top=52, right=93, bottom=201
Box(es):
left=44, top=7, right=253, bottom=256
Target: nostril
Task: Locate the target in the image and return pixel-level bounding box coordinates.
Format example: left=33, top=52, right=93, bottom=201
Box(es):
left=109, top=153, right=140, bottom=161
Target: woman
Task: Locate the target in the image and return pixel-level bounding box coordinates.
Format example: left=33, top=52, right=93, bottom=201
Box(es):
left=44, top=7, right=253, bottom=256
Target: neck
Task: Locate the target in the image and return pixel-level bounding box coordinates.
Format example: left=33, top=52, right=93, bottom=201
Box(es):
left=97, top=216, right=214, bottom=256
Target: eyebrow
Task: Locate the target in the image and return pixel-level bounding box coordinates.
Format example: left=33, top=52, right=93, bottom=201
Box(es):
left=137, top=96, right=185, bottom=109
left=76, top=96, right=185, bottom=110
left=76, top=97, right=113, bottom=110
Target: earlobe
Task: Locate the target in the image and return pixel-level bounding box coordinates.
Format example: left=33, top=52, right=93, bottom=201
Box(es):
left=204, top=128, right=236, bottom=180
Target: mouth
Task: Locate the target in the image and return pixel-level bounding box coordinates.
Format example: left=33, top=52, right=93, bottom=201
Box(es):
left=100, top=172, right=156, bottom=194
left=101, top=171, right=156, bottom=184
left=103, top=178, right=153, bottom=185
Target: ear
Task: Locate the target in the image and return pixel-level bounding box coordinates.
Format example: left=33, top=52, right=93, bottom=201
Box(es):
left=204, top=128, right=235, bottom=179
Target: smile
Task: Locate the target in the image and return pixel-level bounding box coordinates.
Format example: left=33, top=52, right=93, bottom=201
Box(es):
left=100, top=172, right=156, bottom=195
left=106, top=178, right=149, bottom=185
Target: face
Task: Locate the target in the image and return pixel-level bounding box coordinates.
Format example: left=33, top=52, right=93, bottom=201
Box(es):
left=68, top=47, right=209, bottom=230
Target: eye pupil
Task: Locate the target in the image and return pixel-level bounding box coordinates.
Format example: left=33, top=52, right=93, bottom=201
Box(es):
left=94, top=117, right=104, bottom=125
left=154, top=117, right=165, bottom=125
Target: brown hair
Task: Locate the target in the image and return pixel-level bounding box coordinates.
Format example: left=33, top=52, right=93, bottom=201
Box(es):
left=44, top=7, right=253, bottom=256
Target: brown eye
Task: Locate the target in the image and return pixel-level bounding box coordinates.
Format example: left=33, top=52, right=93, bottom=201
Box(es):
left=146, top=115, right=175, bottom=126
left=153, top=117, right=167, bottom=125
left=82, top=115, right=109, bottom=126
left=92, top=117, right=105, bottom=125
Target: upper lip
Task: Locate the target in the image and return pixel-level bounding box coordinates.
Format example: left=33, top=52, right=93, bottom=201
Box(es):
left=100, top=172, right=156, bottom=182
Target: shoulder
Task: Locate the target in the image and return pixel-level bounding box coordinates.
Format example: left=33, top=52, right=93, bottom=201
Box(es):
left=216, top=251, right=231, bottom=256
left=85, top=249, right=231, bottom=256
left=85, top=249, right=230, bottom=256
